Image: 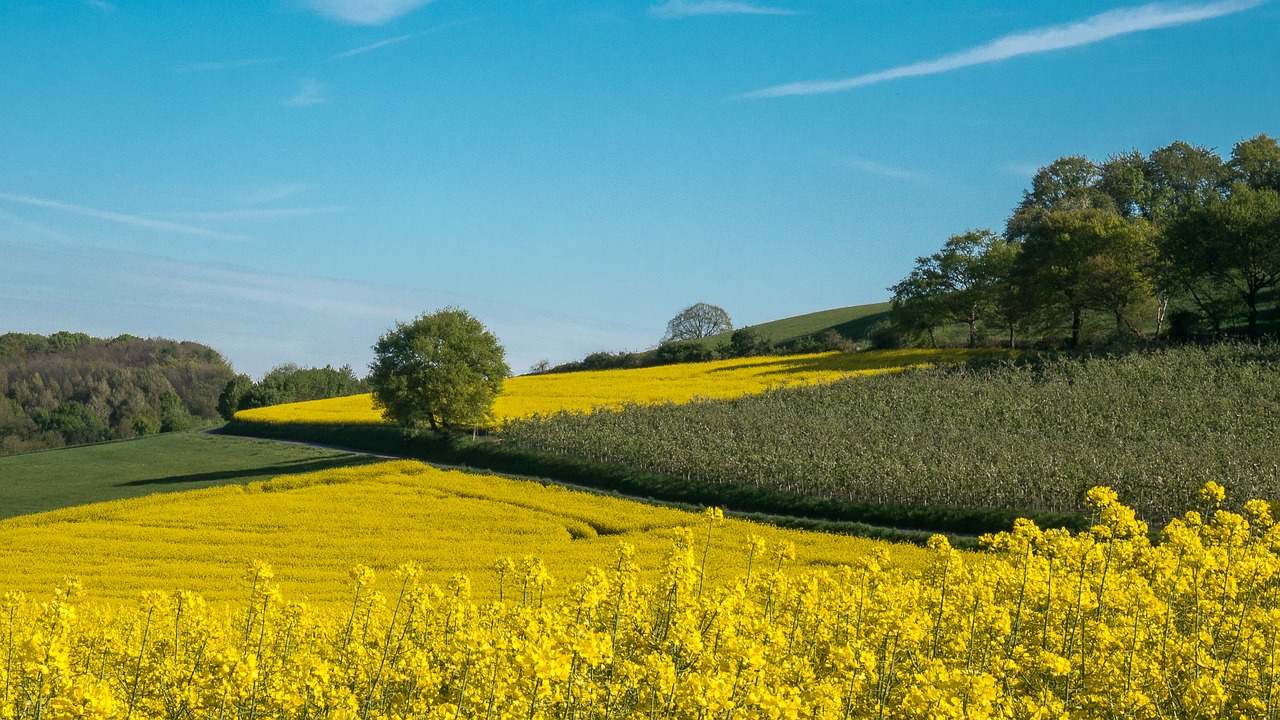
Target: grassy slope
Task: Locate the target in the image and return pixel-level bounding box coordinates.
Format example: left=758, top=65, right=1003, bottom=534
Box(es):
left=698, top=301, right=891, bottom=347
left=0, top=430, right=380, bottom=520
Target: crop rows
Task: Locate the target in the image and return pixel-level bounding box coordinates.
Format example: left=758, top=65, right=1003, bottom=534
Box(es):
left=502, top=343, right=1280, bottom=522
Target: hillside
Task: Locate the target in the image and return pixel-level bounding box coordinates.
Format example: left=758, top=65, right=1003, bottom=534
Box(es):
left=698, top=301, right=891, bottom=348
left=0, top=430, right=377, bottom=520
left=0, top=332, right=235, bottom=455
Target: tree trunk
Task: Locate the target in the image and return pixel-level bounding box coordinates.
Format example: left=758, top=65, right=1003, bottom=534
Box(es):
left=1246, top=285, right=1259, bottom=338
left=1008, top=322, right=1016, bottom=350
left=1071, top=306, right=1083, bottom=346
left=1154, top=294, right=1169, bottom=339
left=967, top=306, right=978, bottom=348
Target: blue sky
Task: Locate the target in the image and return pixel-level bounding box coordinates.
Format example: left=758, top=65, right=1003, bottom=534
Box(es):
left=3, top=0, right=1277, bottom=376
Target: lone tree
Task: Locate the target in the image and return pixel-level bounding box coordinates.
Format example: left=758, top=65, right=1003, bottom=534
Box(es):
left=368, top=308, right=511, bottom=431
left=664, top=303, right=732, bottom=342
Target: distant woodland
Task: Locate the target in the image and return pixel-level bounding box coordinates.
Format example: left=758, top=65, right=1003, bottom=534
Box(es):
left=0, top=332, right=236, bottom=456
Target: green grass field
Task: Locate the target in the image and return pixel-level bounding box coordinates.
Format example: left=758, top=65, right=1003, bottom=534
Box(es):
left=699, top=301, right=891, bottom=347
left=0, top=430, right=380, bottom=520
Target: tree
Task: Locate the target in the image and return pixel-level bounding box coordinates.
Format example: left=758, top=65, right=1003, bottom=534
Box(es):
left=1098, top=150, right=1153, bottom=219
left=654, top=340, right=715, bottom=364
left=1164, top=183, right=1280, bottom=337
left=979, top=235, right=1029, bottom=349
left=1228, top=133, right=1280, bottom=192
left=890, top=230, right=1001, bottom=347
left=368, top=308, right=511, bottom=431
left=722, top=328, right=773, bottom=358
left=1146, top=141, right=1226, bottom=221
left=217, top=374, right=253, bottom=420
left=1015, top=156, right=1114, bottom=215
left=663, top=303, right=732, bottom=342
left=1012, top=208, right=1156, bottom=345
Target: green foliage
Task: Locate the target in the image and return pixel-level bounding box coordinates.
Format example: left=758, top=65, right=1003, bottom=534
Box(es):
left=0, top=333, right=233, bottom=455
left=865, top=319, right=904, bottom=350
left=1228, top=133, right=1280, bottom=191
left=217, top=374, right=253, bottom=420
left=890, top=230, right=1003, bottom=347
left=369, top=308, right=511, bottom=430
left=39, top=401, right=108, bottom=445
left=720, top=327, right=773, bottom=357
left=887, top=133, right=1280, bottom=350
left=224, top=364, right=368, bottom=419
left=654, top=340, right=715, bottom=364
left=502, top=343, right=1280, bottom=525
left=1016, top=155, right=1115, bottom=213
left=1013, top=209, right=1156, bottom=344
left=1166, top=183, right=1280, bottom=337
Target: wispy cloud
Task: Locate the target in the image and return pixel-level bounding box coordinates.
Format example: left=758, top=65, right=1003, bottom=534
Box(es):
left=175, top=57, right=285, bottom=74
left=840, top=158, right=929, bottom=182
left=172, top=207, right=350, bottom=222
left=0, top=207, right=70, bottom=241
left=283, top=79, right=327, bottom=106
left=1003, top=162, right=1046, bottom=178
left=242, top=183, right=314, bottom=204
left=330, top=20, right=472, bottom=60
left=304, top=0, right=437, bottom=25
left=741, top=0, right=1265, bottom=98
left=83, top=0, right=114, bottom=11
left=332, top=33, right=415, bottom=59
left=0, top=192, right=248, bottom=241
left=649, top=0, right=796, bottom=19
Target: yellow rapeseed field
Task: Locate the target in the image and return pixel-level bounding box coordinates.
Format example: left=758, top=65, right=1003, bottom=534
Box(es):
left=0, top=460, right=925, bottom=605
left=2, top=480, right=1276, bottom=718
left=234, top=349, right=997, bottom=425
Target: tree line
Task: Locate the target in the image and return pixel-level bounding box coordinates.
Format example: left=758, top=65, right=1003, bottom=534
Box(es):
left=886, top=133, right=1280, bottom=348
left=0, top=332, right=235, bottom=455
left=216, top=364, right=368, bottom=420
left=0, top=332, right=373, bottom=456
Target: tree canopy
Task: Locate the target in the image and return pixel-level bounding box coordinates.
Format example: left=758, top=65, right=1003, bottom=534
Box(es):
left=664, top=303, right=732, bottom=342
left=0, top=333, right=234, bottom=455
left=885, top=133, right=1280, bottom=346
left=368, top=308, right=511, bottom=431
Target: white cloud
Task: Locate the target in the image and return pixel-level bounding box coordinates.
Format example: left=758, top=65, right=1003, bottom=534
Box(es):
left=332, top=33, right=415, bottom=59
left=0, top=192, right=248, bottom=241
left=242, top=183, right=315, bottom=205
left=176, top=57, right=286, bottom=74
left=649, top=0, right=796, bottom=18
left=172, top=207, right=350, bottom=222
left=304, top=0, right=437, bottom=25
left=1003, top=162, right=1046, bottom=178
left=83, top=0, right=114, bottom=11
left=742, top=0, right=1265, bottom=98
left=840, top=158, right=928, bottom=182
left=0, top=207, right=69, bottom=241
left=283, top=79, right=327, bottom=107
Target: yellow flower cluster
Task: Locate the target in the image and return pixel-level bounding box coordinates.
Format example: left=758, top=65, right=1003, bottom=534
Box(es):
left=0, top=461, right=924, bottom=604
left=3, top=484, right=1278, bottom=719
left=234, top=349, right=997, bottom=426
